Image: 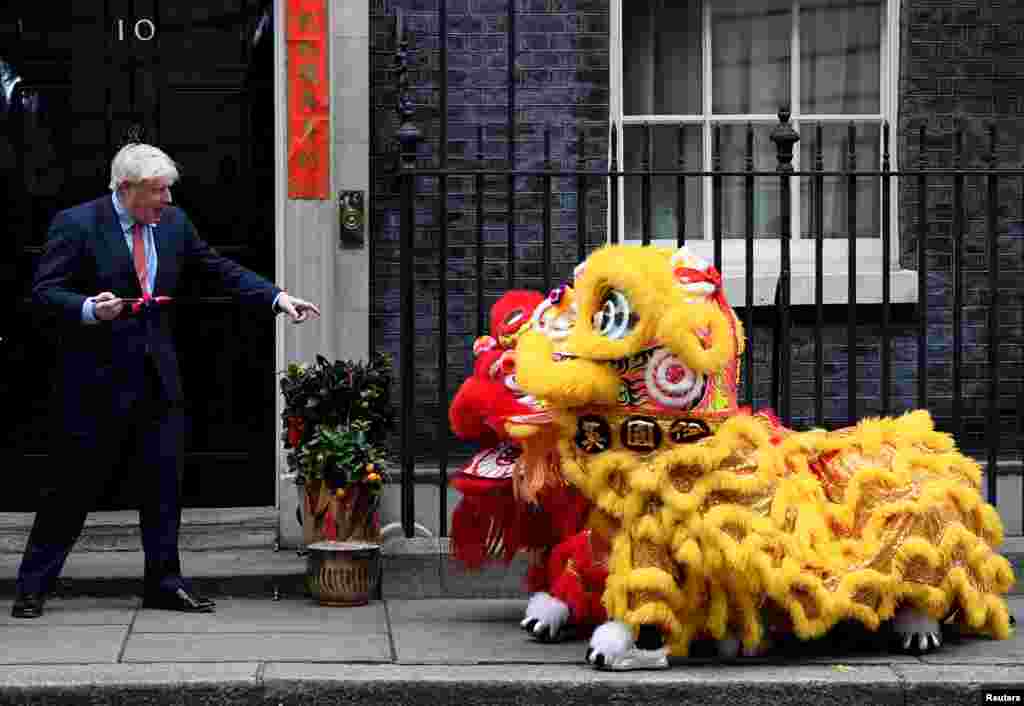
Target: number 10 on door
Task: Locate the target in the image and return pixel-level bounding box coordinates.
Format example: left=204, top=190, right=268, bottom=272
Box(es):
left=116, top=18, right=156, bottom=41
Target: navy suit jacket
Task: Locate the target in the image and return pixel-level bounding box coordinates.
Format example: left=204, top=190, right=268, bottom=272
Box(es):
left=32, top=196, right=281, bottom=424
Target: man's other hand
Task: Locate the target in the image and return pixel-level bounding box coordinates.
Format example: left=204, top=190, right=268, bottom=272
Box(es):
left=93, top=292, right=124, bottom=321
left=277, top=293, right=321, bottom=324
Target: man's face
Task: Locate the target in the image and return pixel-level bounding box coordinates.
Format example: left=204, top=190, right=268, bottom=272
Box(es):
left=121, top=177, right=173, bottom=225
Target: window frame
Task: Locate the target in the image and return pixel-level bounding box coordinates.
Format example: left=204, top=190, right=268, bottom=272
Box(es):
left=609, top=0, right=915, bottom=305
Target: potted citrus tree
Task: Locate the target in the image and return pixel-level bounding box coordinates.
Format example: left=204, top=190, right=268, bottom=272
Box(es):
left=279, top=352, right=395, bottom=545
left=296, top=421, right=387, bottom=544
left=279, top=353, right=395, bottom=606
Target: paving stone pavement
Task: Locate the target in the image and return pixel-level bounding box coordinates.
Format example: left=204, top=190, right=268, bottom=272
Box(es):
left=0, top=596, right=1020, bottom=705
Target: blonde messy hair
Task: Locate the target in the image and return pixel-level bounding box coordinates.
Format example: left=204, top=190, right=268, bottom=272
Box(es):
left=108, top=143, right=180, bottom=191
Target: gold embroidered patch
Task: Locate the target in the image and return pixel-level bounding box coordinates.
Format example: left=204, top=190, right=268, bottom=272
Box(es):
left=622, top=416, right=662, bottom=452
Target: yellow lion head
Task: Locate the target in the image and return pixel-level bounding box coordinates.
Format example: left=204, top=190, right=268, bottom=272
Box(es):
left=517, top=245, right=745, bottom=416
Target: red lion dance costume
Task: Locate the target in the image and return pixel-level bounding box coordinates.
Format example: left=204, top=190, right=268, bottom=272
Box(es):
left=449, top=290, right=610, bottom=640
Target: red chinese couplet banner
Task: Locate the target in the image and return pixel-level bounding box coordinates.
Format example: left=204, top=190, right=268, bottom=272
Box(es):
left=287, top=0, right=329, bottom=199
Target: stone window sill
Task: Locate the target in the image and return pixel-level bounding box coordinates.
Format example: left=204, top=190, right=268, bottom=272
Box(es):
left=640, top=237, right=919, bottom=307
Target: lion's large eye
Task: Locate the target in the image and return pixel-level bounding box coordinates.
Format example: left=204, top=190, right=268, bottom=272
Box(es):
left=592, top=289, right=634, bottom=339
left=503, top=308, right=525, bottom=328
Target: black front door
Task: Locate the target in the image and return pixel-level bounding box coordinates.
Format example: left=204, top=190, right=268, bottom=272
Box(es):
left=0, top=0, right=276, bottom=510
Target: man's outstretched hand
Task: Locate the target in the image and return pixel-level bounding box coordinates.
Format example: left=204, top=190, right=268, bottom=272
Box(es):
left=276, top=293, right=321, bottom=324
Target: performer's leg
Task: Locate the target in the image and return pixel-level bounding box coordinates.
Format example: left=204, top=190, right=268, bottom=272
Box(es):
left=626, top=536, right=671, bottom=650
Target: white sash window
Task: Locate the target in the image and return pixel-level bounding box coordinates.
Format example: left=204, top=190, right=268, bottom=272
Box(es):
left=610, top=0, right=916, bottom=304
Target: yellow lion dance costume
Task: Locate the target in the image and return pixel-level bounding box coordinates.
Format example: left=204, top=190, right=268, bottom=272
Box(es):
left=512, top=244, right=1016, bottom=670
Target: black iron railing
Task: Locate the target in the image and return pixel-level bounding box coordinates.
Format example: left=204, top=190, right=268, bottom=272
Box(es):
left=376, top=15, right=1024, bottom=540
left=385, top=115, right=1024, bottom=539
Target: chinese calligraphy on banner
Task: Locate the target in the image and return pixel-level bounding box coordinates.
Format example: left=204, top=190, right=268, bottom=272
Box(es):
left=287, top=0, right=329, bottom=199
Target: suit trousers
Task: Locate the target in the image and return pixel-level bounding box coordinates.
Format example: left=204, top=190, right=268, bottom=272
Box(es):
left=16, top=354, right=186, bottom=595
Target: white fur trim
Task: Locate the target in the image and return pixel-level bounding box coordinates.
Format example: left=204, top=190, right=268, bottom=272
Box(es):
left=573, top=261, right=586, bottom=282
left=532, top=299, right=577, bottom=342
left=670, top=247, right=718, bottom=302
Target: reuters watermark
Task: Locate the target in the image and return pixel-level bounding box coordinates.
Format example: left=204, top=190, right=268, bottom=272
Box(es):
left=981, top=689, right=1024, bottom=704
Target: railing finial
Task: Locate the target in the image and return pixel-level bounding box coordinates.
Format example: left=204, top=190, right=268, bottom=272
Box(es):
left=770, top=106, right=800, bottom=173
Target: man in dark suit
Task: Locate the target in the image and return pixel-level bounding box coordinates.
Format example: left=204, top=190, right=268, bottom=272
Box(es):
left=11, top=143, right=321, bottom=618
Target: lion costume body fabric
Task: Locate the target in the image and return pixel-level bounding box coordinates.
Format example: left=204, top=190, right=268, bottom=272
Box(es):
left=510, top=244, right=1015, bottom=661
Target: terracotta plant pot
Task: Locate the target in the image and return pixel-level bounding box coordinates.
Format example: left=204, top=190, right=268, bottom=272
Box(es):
left=305, top=541, right=381, bottom=606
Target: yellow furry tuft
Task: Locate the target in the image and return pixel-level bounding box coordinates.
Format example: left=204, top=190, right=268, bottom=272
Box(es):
left=654, top=301, right=738, bottom=374
left=516, top=330, right=622, bottom=407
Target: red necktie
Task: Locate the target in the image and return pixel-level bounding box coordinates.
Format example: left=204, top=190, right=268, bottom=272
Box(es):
left=132, top=222, right=150, bottom=296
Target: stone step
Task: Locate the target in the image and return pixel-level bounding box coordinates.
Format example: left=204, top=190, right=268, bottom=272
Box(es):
left=2, top=500, right=1022, bottom=601
left=0, top=540, right=533, bottom=600
left=0, top=507, right=278, bottom=554
left=0, top=538, right=1021, bottom=601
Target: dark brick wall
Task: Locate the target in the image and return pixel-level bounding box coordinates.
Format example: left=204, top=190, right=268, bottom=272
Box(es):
left=370, top=0, right=1023, bottom=466
left=897, top=0, right=1024, bottom=454
left=371, top=0, right=610, bottom=459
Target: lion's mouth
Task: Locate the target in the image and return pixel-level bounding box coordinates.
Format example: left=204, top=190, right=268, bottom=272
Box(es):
left=552, top=347, right=660, bottom=370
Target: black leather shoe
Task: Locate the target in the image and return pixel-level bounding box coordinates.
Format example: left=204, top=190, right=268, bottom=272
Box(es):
left=175, top=586, right=215, bottom=609
left=192, top=592, right=215, bottom=609
left=11, top=592, right=45, bottom=619
left=142, top=587, right=216, bottom=613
